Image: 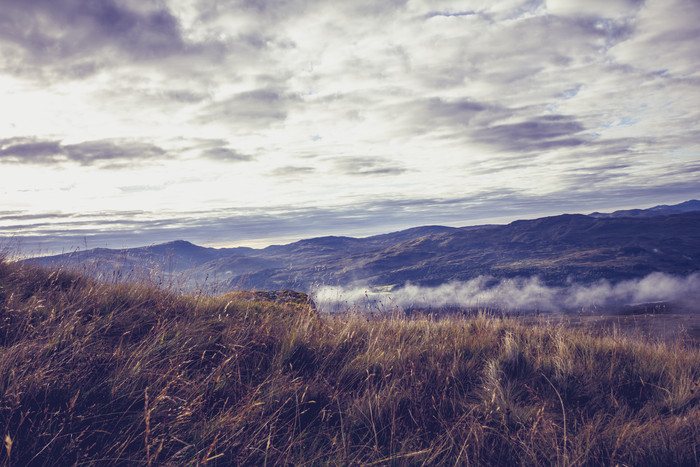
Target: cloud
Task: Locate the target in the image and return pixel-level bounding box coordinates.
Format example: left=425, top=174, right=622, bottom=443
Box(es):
left=269, top=166, right=316, bottom=178
left=200, top=147, right=254, bottom=163
left=197, top=89, right=295, bottom=128
left=547, top=0, right=644, bottom=19
left=184, top=138, right=255, bottom=163
left=0, top=138, right=63, bottom=163
left=425, top=10, right=477, bottom=19
left=334, top=157, right=408, bottom=176
left=0, top=0, right=189, bottom=76
left=63, top=140, right=166, bottom=165
left=1, top=0, right=699, bottom=253
left=5, top=178, right=700, bottom=256
left=163, top=89, right=210, bottom=104
left=314, top=272, right=700, bottom=313
left=424, top=97, right=486, bottom=121
left=608, top=0, right=700, bottom=75
left=475, top=115, right=586, bottom=152
left=398, top=97, right=489, bottom=135
left=0, top=0, right=248, bottom=88
left=0, top=137, right=167, bottom=167
left=3, top=196, right=500, bottom=254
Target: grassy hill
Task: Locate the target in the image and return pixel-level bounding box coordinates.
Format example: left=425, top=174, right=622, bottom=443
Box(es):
left=1, top=258, right=698, bottom=465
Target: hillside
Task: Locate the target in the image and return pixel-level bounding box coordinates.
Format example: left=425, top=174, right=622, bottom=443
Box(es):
left=333, top=211, right=700, bottom=288
left=27, top=203, right=700, bottom=293
left=1, top=259, right=699, bottom=465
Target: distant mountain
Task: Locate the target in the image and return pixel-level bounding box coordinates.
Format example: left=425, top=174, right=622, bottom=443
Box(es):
left=26, top=226, right=464, bottom=288
left=25, top=204, right=700, bottom=292
left=589, top=199, right=700, bottom=218
left=24, top=240, right=255, bottom=285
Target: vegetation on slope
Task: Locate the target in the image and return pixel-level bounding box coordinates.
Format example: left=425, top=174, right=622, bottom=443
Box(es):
left=0, top=258, right=698, bottom=465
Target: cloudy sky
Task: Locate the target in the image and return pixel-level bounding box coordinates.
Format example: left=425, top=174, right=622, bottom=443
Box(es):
left=1, top=0, right=699, bottom=254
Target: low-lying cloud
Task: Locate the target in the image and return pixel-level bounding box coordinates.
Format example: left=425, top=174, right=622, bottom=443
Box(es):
left=313, top=272, right=700, bottom=314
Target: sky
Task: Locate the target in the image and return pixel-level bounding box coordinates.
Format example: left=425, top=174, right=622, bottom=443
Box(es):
left=1, top=0, right=699, bottom=255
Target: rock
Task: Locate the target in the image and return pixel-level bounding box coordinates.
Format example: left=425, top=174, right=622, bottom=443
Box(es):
left=225, top=289, right=317, bottom=311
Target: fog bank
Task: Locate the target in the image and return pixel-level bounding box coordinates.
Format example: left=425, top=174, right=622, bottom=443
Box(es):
left=313, top=272, right=700, bottom=314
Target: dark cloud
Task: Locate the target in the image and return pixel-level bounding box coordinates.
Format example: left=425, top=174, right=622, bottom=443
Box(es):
left=334, top=157, right=407, bottom=176
left=0, top=0, right=179, bottom=55
left=269, top=166, right=316, bottom=178
left=0, top=210, right=147, bottom=223
left=198, top=89, right=294, bottom=128
left=475, top=115, right=586, bottom=152
left=560, top=165, right=630, bottom=187
left=0, top=211, right=72, bottom=222
left=186, top=139, right=255, bottom=163
left=424, top=97, right=486, bottom=125
left=425, top=11, right=477, bottom=19
left=63, top=140, right=166, bottom=164
left=388, top=97, right=491, bottom=138
left=200, top=147, right=254, bottom=163
left=0, top=138, right=63, bottom=163
left=0, top=0, right=224, bottom=80
left=164, top=89, right=210, bottom=104
left=468, top=153, right=546, bottom=176
left=653, top=161, right=700, bottom=178
left=0, top=137, right=167, bottom=166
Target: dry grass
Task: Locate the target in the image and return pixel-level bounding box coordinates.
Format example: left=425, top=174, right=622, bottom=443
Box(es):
left=0, top=257, right=698, bottom=465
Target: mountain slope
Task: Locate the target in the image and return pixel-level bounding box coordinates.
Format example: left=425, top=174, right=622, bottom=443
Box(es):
left=224, top=211, right=700, bottom=290
left=25, top=202, right=700, bottom=292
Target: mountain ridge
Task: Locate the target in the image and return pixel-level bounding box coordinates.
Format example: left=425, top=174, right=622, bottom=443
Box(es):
left=589, top=199, right=700, bottom=218
left=25, top=200, right=700, bottom=292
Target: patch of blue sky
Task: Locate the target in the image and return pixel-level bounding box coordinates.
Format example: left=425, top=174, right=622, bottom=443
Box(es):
left=562, top=85, right=581, bottom=100
left=616, top=116, right=638, bottom=127
left=602, top=116, right=639, bottom=129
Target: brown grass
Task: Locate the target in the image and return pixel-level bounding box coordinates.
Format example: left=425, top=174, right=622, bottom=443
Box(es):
left=0, top=257, right=698, bottom=465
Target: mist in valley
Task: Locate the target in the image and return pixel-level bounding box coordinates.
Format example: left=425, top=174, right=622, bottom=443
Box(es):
left=313, top=272, right=700, bottom=315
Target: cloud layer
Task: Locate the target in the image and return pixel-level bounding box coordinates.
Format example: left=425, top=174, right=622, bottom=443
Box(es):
left=1, top=0, right=699, bottom=250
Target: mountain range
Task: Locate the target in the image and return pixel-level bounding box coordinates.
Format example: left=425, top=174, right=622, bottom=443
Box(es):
left=25, top=201, right=700, bottom=293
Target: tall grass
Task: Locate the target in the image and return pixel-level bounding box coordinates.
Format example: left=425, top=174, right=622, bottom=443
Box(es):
left=0, top=257, right=698, bottom=465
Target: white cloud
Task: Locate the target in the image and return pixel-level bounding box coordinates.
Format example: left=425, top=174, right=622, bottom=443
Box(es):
left=610, top=0, right=700, bottom=76
left=547, top=0, right=642, bottom=18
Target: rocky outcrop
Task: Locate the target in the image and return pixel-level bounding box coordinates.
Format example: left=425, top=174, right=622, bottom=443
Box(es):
left=224, top=289, right=317, bottom=311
